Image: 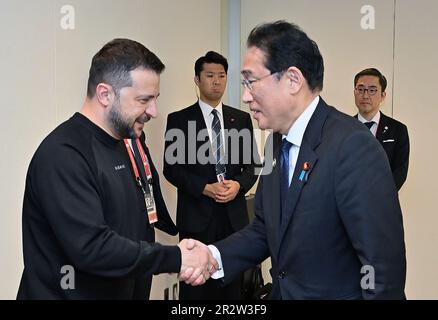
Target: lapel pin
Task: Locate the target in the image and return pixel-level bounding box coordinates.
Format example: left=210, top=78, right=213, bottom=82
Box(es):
left=303, top=162, right=311, bottom=171
left=230, top=118, right=235, bottom=122
left=383, top=126, right=388, bottom=134
left=272, top=158, right=277, bottom=169
left=299, top=162, right=311, bottom=181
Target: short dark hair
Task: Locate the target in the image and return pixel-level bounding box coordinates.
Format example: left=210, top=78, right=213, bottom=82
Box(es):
left=87, top=38, right=165, bottom=98
left=247, top=20, right=324, bottom=92
left=194, top=51, right=228, bottom=78
left=354, top=68, right=387, bottom=92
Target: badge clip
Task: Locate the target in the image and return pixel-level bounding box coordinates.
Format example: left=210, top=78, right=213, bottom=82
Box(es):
left=217, top=173, right=226, bottom=183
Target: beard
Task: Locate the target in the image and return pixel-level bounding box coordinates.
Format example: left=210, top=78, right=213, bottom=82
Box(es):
left=107, top=98, right=136, bottom=139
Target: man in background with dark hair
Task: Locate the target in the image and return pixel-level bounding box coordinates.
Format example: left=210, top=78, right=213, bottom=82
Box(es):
left=17, top=38, right=217, bottom=300
left=164, top=51, right=259, bottom=299
left=181, top=21, right=406, bottom=299
left=353, top=68, right=410, bottom=190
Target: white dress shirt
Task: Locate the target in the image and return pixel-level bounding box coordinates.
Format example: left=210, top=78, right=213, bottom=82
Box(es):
left=358, top=111, right=380, bottom=137
left=198, top=99, right=226, bottom=145
left=282, top=96, right=319, bottom=185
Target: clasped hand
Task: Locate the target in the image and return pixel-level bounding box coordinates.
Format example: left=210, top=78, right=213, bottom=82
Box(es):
left=203, top=180, right=240, bottom=203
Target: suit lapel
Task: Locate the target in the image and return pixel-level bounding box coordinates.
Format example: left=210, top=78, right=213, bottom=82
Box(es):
left=222, top=104, right=239, bottom=172
left=192, top=102, right=208, bottom=136
left=270, top=134, right=282, bottom=248
left=261, top=133, right=283, bottom=252
left=191, top=103, right=213, bottom=164
left=376, top=111, right=389, bottom=142
left=222, top=105, right=234, bottom=129
left=276, top=99, right=329, bottom=251
left=279, top=143, right=318, bottom=239
left=222, top=106, right=232, bottom=159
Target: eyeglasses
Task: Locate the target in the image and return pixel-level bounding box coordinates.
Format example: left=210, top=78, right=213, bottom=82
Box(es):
left=241, top=72, right=279, bottom=91
left=354, top=86, right=379, bottom=96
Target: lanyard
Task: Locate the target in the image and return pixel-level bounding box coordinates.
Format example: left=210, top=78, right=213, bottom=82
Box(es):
left=123, top=138, right=158, bottom=224
left=124, top=138, right=152, bottom=186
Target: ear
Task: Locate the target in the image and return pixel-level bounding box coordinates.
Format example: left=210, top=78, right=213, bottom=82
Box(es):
left=95, top=83, right=113, bottom=107
left=285, top=66, right=305, bottom=94
left=381, top=91, right=387, bottom=99
left=194, top=75, right=200, bottom=86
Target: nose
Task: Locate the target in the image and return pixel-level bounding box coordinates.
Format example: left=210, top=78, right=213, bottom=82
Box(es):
left=146, top=100, right=158, bottom=119
left=242, top=87, right=253, bottom=104
left=361, top=89, right=373, bottom=97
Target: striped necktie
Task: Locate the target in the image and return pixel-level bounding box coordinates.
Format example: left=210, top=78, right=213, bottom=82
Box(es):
left=211, top=109, right=226, bottom=176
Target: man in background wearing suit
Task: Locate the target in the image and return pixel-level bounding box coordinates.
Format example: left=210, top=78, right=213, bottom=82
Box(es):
left=354, top=68, right=410, bottom=190
left=181, top=21, right=407, bottom=299
left=164, top=51, right=259, bottom=299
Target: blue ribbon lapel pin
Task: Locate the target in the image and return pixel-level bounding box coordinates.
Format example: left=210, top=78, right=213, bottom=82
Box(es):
left=298, top=162, right=311, bottom=182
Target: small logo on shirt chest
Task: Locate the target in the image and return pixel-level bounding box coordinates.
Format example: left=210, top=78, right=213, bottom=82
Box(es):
left=114, top=164, right=126, bottom=171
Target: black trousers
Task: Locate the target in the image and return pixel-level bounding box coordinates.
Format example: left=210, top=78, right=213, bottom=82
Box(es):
left=179, top=204, right=242, bottom=300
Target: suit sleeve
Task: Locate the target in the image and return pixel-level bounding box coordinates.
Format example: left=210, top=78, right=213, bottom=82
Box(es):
left=392, top=124, right=410, bottom=190
left=335, top=130, right=406, bottom=299
left=215, top=177, right=270, bottom=284
left=163, top=112, right=209, bottom=198
left=32, top=144, right=181, bottom=278
left=232, top=112, right=260, bottom=193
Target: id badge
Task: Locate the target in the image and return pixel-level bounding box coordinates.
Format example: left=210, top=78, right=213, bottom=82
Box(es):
left=217, top=172, right=226, bottom=183
left=144, top=192, right=158, bottom=224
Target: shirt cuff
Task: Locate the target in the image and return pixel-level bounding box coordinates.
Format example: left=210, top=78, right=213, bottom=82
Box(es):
left=208, top=244, right=224, bottom=279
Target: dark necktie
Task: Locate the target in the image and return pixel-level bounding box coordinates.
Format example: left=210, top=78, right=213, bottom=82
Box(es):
left=211, top=109, right=226, bottom=176
left=280, top=138, right=293, bottom=211
left=364, top=121, right=374, bottom=130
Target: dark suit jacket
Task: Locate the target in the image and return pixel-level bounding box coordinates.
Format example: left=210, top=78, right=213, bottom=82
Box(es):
left=163, top=102, right=259, bottom=234
left=355, top=112, right=409, bottom=190
left=376, top=112, right=409, bottom=190
left=216, top=98, right=406, bottom=299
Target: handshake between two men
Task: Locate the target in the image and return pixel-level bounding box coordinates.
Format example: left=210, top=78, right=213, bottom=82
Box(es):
left=177, top=238, right=219, bottom=286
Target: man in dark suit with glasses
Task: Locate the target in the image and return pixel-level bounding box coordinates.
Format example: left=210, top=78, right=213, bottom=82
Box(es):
left=353, top=68, right=410, bottom=190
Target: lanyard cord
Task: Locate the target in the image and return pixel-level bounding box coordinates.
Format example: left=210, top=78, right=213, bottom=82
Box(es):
left=123, top=138, right=152, bottom=188
left=123, top=138, right=157, bottom=224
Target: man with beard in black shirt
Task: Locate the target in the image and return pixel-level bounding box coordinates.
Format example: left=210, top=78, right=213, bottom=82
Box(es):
left=17, top=39, right=217, bottom=299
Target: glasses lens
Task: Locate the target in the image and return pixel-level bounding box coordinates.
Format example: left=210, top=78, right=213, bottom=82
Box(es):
left=355, top=87, right=378, bottom=96
left=241, top=79, right=252, bottom=91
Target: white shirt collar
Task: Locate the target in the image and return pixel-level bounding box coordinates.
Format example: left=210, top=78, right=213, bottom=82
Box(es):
left=199, top=99, right=223, bottom=118
left=358, top=111, right=380, bottom=125
left=283, top=96, right=320, bottom=147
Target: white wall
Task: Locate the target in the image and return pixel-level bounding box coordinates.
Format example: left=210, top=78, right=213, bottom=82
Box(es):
left=0, top=0, right=57, bottom=300
left=0, top=0, right=222, bottom=300
left=240, top=0, right=395, bottom=114
left=394, top=0, right=438, bottom=299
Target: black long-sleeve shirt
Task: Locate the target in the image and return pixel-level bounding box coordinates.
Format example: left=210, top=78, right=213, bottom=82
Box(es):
left=17, top=113, right=180, bottom=299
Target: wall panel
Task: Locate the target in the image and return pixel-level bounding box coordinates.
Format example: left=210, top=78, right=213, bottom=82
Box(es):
left=394, top=0, right=438, bottom=299
left=0, top=0, right=56, bottom=300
